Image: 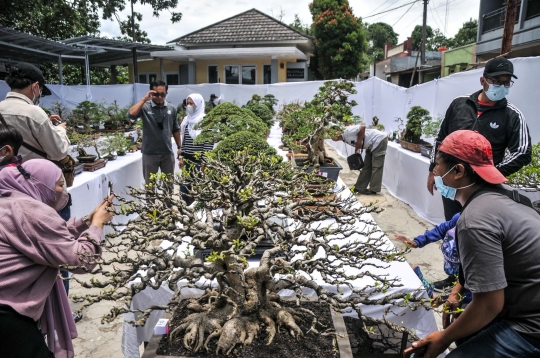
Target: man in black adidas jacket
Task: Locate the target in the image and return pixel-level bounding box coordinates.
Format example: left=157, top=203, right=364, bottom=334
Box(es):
left=427, top=57, right=531, bottom=222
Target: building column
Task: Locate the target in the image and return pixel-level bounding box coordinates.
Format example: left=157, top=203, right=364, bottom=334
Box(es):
left=110, top=65, right=117, bottom=84
left=58, top=56, right=63, bottom=85
left=271, top=57, right=278, bottom=84
left=160, top=58, right=165, bottom=82
left=188, top=58, right=196, bottom=84
left=519, top=1, right=528, bottom=30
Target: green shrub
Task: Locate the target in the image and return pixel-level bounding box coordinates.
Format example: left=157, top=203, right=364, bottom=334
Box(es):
left=245, top=102, right=274, bottom=128
left=508, top=142, right=540, bottom=188
left=247, top=94, right=278, bottom=114
left=194, top=102, right=269, bottom=144
left=212, top=131, right=278, bottom=159
left=401, top=106, right=432, bottom=143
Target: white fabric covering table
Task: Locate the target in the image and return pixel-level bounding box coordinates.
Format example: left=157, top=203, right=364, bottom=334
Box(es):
left=326, top=139, right=446, bottom=225
left=67, top=151, right=144, bottom=229
left=120, top=123, right=443, bottom=357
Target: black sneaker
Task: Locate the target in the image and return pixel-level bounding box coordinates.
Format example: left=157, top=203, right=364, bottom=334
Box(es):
left=72, top=311, right=83, bottom=323
left=433, top=275, right=456, bottom=292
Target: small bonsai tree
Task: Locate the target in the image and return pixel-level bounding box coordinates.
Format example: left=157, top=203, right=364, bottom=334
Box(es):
left=245, top=102, right=274, bottom=128
left=282, top=80, right=360, bottom=166
left=369, top=116, right=385, bottom=132
left=100, top=133, right=131, bottom=158
left=45, top=101, right=71, bottom=121
left=72, top=150, right=426, bottom=356
left=422, top=114, right=443, bottom=140
left=508, top=142, right=540, bottom=190
left=104, top=101, right=131, bottom=129
left=401, top=106, right=432, bottom=143
left=71, top=133, right=100, bottom=159
left=69, top=101, right=106, bottom=133
left=247, top=94, right=278, bottom=114
left=194, top=102, right=269, bottom=144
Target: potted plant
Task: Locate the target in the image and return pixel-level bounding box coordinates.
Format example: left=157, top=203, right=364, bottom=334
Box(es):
left=73, top=149, right=424, bottom=358
left=71, top=133, right=100, bottom=163
left=399, top=106, right=432, bottom=153
left=369, top=116, right=385, bottom=131
left=194, top=102, right=269, bottom=145
left=103, top=101, right=131, bottom=131
left=419, top=114, right=443, bottom=158
left=100, top=133, right=132, bottom=160
left=281, top=80, right=361, bottom=181
left=245, top=102, right=274, bottom=128
left=69, top=101, right=105, bottom=134
left=247, top=94, right=278, bottom=115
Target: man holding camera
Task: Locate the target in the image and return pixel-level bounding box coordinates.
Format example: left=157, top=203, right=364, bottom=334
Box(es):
left=128, top=80, right=181, bottom=186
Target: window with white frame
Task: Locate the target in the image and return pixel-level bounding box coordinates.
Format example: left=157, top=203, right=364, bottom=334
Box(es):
left=224, top=65, right=257, bottom=85
left=138, top=73, right=157, bottom=84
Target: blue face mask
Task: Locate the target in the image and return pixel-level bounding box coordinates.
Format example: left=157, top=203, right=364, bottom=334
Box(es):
left=484, top=83, right=509, bottom=101
left=434, top=166, right=476, bottom=201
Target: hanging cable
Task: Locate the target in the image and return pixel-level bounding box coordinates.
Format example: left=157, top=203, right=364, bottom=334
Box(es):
left=393, top=1, right=419, bottom=26
left=363, top=0, right=421, bottom=19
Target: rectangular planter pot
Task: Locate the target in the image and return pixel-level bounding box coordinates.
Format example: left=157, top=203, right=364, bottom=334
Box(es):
left=293, top=157, right=343, bottom=182
left=142, top=308, right=353, bottom=358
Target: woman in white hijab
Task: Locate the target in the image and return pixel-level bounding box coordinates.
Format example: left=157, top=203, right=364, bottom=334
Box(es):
left=178, top=93, right=213, bottom=204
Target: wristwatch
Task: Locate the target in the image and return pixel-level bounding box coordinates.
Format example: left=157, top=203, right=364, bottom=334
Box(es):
left=83, top=215, right=92, bottom=227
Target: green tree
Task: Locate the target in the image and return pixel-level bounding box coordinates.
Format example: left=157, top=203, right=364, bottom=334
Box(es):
left=411, top=25, right=434, bottom=50
left=426, top=28, right=453, bottom=51
left=289, top=14, right=312, bottom=35
left=453, top=19, right=478, bottom=47
left=366, top=22, right=399, bottom=62
left=309, top=0, right=368, bottom=79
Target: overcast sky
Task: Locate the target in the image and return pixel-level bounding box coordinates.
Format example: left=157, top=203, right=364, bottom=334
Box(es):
left=99, top=0, right=480, bottom=46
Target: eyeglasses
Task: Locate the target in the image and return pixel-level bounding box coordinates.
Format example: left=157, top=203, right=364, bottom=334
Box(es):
left=152, top=92, right=167, bottom=98
left=485, top=77, right=514, bottom=88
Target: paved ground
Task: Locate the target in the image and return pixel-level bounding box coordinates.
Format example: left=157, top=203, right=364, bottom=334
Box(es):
left=69, top=145, right=448, bottom=357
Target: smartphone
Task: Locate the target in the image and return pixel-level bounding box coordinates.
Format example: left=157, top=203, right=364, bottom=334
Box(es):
left=108, top=181, right=114, bottom=197
left=403, top=346, right=427, bottom=358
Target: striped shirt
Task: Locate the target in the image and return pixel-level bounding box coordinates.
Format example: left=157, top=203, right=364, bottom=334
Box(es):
left=181, top=130, right=213, bottom=156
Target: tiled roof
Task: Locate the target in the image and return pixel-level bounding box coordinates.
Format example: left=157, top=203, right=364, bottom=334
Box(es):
left=170, top=9, right=311, bottom=45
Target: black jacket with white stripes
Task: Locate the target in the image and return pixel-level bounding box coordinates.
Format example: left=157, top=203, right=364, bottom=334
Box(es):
left=429, top=89, right=531, bottom=177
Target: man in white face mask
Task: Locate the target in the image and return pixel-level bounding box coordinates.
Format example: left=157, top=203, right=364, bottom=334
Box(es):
left=0, top=63, right=70, bottom=163
left=426, top=57, right=531, bottom=219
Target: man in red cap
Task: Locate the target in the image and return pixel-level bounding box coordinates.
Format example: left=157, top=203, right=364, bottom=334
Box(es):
left=411, top=130, right=540, bottom=358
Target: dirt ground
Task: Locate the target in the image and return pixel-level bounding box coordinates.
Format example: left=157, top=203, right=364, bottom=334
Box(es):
left=69, top=144, right=448, bottom=357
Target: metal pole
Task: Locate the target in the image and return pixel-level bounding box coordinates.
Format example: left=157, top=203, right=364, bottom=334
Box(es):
left=58, top=56, right=63, bottom=85
left=84, top=49, right=90, bottom=86
left=501, top=0, right=518, bottom=55
left=131, top=0, right=139, bottom=83
left=419, top=0, right=429, bottom=84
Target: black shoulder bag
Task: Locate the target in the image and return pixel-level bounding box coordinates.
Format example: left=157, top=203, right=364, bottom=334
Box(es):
left=343, top=135, right=364, bottom=171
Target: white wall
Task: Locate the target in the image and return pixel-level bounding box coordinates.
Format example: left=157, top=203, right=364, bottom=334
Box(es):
left=1, top=56, right=539, bottom=143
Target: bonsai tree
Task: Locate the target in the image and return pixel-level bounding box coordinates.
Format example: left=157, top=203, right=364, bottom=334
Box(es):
left=100, top=133, right=131, bottom=158
left=283, top=80, right=360, bottom=166
left=72, top=150, right=427, bottom=356
left=69, top=101, right=106, bottom=133
left=104, top=101, right=131, bottom=130
left=45, top=101, right=71, bottom=121
left=422, top=114, right=443, bottom=140
left=245, top=102, right=274, bottom=128
left=247, top=94, right=278, bottom=114
left=508, top=142, right=540, bottom=190
left=369, top=116, right=385, bottom=132
left=401, top=106, right=432, bottom=143
left=71, top=133, right=100, bottom=159
left=194, top=102, right=269, bottom=144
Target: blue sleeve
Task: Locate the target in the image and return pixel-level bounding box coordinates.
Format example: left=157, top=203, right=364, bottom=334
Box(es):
left=413, top=213, right=460, bottom=248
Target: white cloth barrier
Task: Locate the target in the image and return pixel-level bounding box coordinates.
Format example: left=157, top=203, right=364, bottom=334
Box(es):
left=120, top=123, right=442, bottom=357
left=2, top=55, right=540, bottom=142
left=326, top=138, right=446, bottom=225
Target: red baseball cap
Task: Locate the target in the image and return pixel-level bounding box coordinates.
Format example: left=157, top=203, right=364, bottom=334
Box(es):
left=438, top=130, right=507, bottom=184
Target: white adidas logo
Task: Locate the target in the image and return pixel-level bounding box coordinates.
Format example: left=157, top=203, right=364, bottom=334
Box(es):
left=490, top=122, right=499, bottom=129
